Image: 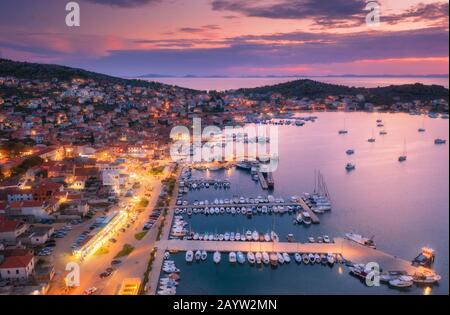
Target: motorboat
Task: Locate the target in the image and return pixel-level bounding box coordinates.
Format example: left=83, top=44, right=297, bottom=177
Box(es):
left=389, top=275, right=414, bottom=288
left=308, top=253, right=316, bottom=264
left=345, top=233, right=376, bottom=249
left=195, top=250, right=202, bottom=261
left=308, top=237, right=315, bottom=243
left=218, top=234, right=224, bottom=241
left=282, top=253, right=291, bottom=263
left=412, top=271, right=441, bottom=284
left=327, top=253, right=335, bottom=265
left=320, top=254, right=327, bottom=264
left=302, top=253, right=310, bottom=264
left=237, top=251, right=246, bottom=264
left=255, top=252, right=262, bottom=264
left=224, top=232, right=230, bottom=241
left=435, top=138, right=446, bottom=145
left=302, top=212, right=312, bottom=225
left=235, top=232, right=241, bottom=241
left=240, top=233, right=246, bottom=241
left=247, top=252, right=256, bottom=264
left=277, top=253, right=285, bottom=264
left=345, top=163, right=356, bottom=171
left=314, top=254, right=321, bottom=264
left=201, top=250, right=207, bottom=261
left=229, top=252, right=237, bottom=263
left=230, top=232, right=235, bottom=241
left=264, top=233, right=271, bottom=242
left=245, top=230, right=253, bottom=241
left=262, top=252, right=270, bottom=264
left=252, top=230, right=259, bottom=241
left=185, top=250, right=194, bottom=262
left=294, top=253, right=302, bottom=263
left=323, top=235, right=331, bottom=243
left=270, top=231, right=279, bottom=242
left=213, top=251, right=221, bottom=264
left=346, top=149, right=355, bottom=155
left=270, top=253, right=278, bottom=266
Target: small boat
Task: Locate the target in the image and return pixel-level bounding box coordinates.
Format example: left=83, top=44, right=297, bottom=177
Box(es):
left=264, top=233, right=271, bottom=242
left=230, top=232, right=235, bottom=241
left=229, top=252, right=237, bottom=263
left=240, top=233, right=246, bottom=242
left=237, top=251, right=246, bottom=264
left=389, top=275, right=414, bottom=288
left=327, top=253, right=335, bottom=266
left=308, top=253, right=316, bottom=264
left=323, top=235, right=331, bottom=243
left=245, top=230, right=253, bottom=241
left=255, top=252, right=262, bottom=264
left=270, top=253, right=278, bottom=266
left=201, top=250, right=207, bottom=261
left=294, top=253, right=302, bottom=263
left=213, top=251, right=221, bottom=264
left=185, top=250, right=194, bottom=262
left=412, top=271, right=441, bottom=284
left=308, top=237, right=315, bottom=243
left=302, top=253, right=310, bottom=264
left=252, top=230, right=259, bottom=241
left=302, top=212, right=312, bottom=225
left=345, top=163, right=356, bottom=171
left=345, top=233, right=376, bottom=249
left=235, top=232, right=241, bottom=241
left=435, top=138, right=446, bottom=145
left=224, top=232, right=230, bottom=241
left=247, top=252, right=256, bottom=264
left=195, top=250, right=201, bottom=261
left=282, top=253, right=291, bottom=263
left=262, top=252, right=270, bottom=264
left=346, top=149, right=355, bottom=155
left=277, top=253, right=285, bottom=264
left=270, top=231, right=280, bottom=242
left=320, top=254, right=327, bottom=264
left=218, top=234, right=224, bottom=241
left=314, top=254, right=321, bottom=264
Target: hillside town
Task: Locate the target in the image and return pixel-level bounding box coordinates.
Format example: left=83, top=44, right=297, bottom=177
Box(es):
left=0, top=69, right=448, bottom=295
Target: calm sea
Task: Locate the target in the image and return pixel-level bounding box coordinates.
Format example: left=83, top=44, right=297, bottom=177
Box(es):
left=161, top=112, right=449, bottom=295
left=144, top=77, right=449, bottom=91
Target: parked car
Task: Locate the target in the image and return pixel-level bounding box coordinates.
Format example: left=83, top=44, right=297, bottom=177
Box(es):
left=83, top=287, right=98, bottom=295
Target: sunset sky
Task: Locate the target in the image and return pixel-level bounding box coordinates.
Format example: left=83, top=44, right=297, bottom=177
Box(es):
left=0, top=0, right=448, bottom=77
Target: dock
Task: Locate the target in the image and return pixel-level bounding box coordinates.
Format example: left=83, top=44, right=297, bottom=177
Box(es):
left=266, top=172, right=274, bottom=189
left=257, top=171, right=268, bottom=190
left=297, top=198, right=320, bottom=224
left=156, top=237, right=422, bottom=275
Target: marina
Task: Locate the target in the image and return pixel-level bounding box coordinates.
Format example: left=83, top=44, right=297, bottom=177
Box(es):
left=153, top=112, right=448, bottom=295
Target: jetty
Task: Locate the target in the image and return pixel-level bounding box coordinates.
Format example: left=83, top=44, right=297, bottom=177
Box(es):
left=257, top=171, right=268, bottom=189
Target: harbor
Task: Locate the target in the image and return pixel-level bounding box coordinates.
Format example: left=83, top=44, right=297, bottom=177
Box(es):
left=150, top=112, right=448, bottom=295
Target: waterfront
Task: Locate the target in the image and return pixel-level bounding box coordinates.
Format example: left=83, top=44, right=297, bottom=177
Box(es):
left=146, top=77, right=450, bottom=91
left=161, top=112, right=449, bottom=295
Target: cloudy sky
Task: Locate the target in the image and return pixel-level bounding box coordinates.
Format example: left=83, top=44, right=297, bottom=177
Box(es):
left=0, top=0, right=448, bottom=77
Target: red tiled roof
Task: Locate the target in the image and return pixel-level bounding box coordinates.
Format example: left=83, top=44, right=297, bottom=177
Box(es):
left=0, top=216, right=24, bottom=232
left=0, top=253, right=33, bottom=269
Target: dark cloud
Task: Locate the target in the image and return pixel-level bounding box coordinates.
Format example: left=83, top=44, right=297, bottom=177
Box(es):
left=71, top=26, right=449, bottom=76
left=178, top=25, right=221, bottom=33
left=211, top=0, right=366, bottom=22
left=82, top=0, right=160, bottom=8
left=383, top=2, right=449, bottom=25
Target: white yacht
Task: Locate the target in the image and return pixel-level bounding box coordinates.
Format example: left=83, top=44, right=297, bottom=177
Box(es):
left=252, top=230, right=259, bottom=241
left=213, top=251, right=221, bottom=264
left=262, top=252, right=270, bottom=264
left=264, top=233, right=271, bottom=242
left=282, top=253, right=291, bottom=263
left=229, top=252, right=237, bottom=263
left=201, top=250, right=207, bottom=261
left=270, top=231, right=280, bottom=242
left=277, top=253, right=285, bottom=264
left=237, top=251, right=246, bottom=264
left=245, top=230, right=253, bottom=241
left=247, top=252, right=256, bottom=264
left=345, top=233, right=376, bottom=248
left=185, top=250, right=194, bottom=262
left=255, top=252, right=262, bottom=264
left=294, top=253, right=302, bottom=263
left=302, top=212, right=312, bottom=225
left=389, top=276, right=414, bottom=288
left=195, top=250, right=202, bottom=261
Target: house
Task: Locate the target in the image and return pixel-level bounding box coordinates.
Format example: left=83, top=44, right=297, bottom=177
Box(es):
left=20, top=226, right=54, bottom=246
left=0, top=216, right=28, bottom=242
left=0, top=249, right=35, bottom=282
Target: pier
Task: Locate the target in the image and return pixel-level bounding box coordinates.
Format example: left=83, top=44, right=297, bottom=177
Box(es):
left=156, top=237, right=422, bottom=275
left=257, top=171, right=268, bottom=189
left=297, top=198, right=320, bottom=224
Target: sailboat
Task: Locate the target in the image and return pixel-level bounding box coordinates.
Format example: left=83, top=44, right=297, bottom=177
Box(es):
left=338, top=119, right=348, bottom=134
left=418, top=119, right=426, bottom=132
left=398, top=139, right=407, bottom=162
left=368, top=129, right=376, bottom=142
